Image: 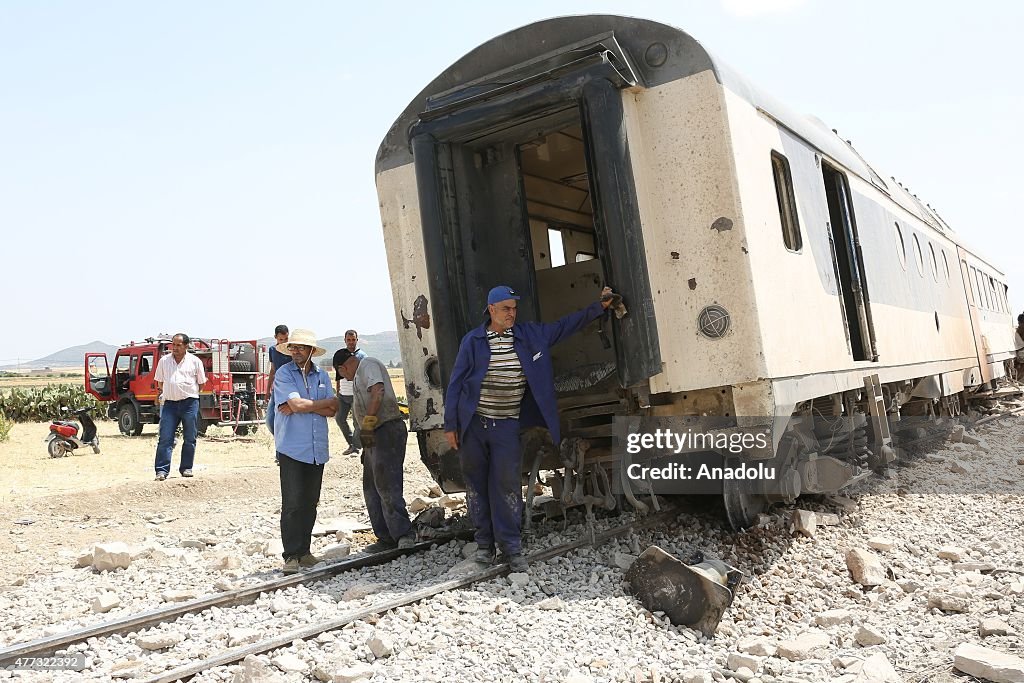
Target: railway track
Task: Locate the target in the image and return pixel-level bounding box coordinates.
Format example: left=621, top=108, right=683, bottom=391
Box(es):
left=1, top=508, right=678, bottom=681
left=0, top=535, right=465, bottom=667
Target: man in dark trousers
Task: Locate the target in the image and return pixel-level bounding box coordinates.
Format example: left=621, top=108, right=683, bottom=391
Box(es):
left=444, top=284, right=616, bottom=571
left=272, top=329, right=338, bottom=574
left=334, top=348, right=415, bottom=552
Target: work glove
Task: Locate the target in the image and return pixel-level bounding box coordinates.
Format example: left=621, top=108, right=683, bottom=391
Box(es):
left=360, top=415, right=378, bottom=449
left=601, top=290, right=627, bottom=320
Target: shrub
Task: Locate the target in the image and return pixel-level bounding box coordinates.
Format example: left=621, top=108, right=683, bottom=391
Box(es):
left=0, top=384, right=106, bottom=423
left=0, top=412, right=10, bottom=442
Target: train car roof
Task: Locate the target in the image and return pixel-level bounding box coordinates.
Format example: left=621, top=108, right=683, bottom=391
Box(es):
left=375, top=14, right=950, bottom=235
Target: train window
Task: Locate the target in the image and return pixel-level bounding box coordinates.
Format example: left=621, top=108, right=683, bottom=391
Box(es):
left=928, top=243, right=938, bottom=281
left=942, top=250, right=950, bottom=284
left=988, top=276, right=999, bottom=312
left=770, top=152, right=802, bottom=251
left=548, top=228, right=566, bottom=267
left=1004, top=283, right=1011, bottom=312
left=912, top=234, right=924, bottom=276
left=894, top=223, right=906, bottom=269
left=968, top=265, right=979, bottom=305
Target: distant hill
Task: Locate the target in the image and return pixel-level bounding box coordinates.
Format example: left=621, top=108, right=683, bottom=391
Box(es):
left=3, top=332, right=402, bottom=372
left=0, top=340, right=119, bottom=370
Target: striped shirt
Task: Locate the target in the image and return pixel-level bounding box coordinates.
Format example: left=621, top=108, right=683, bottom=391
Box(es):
left=477, top=329, right=526, bottom=419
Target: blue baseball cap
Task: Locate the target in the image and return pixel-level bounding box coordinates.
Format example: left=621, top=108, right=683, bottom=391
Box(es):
left=484, top=285, right=520, bottom=313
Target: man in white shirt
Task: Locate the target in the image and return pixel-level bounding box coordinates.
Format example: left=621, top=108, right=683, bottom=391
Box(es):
left=153, top=333, right=208, bottom=481
left=333, top=330, right=365, bottom=456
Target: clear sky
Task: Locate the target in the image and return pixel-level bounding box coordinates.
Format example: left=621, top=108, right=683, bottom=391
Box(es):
left=1, top=1, right=1021, bottom=364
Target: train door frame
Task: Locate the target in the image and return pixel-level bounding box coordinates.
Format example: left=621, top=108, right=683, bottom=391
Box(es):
left=408, top=52, right=661, bottom=391
left=957, top=249, right=994, bottom=384
left=820, top=161, right=878, bottom=362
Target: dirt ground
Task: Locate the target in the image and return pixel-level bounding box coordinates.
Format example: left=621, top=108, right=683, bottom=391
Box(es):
left=0, top=417, right=436, bottom=581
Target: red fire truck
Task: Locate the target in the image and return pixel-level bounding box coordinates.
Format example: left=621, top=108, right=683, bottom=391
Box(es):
left=85, top=336, right=270, bottom=436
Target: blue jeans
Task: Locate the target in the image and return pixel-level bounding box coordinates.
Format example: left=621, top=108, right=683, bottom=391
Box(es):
left=460, top=415, right=523, bottom=555
left=155, top=397, right=198, bottom=475
left=266, top=403, right=276, bottom=435
left=335, top=395, right=360, bottom=449
left=362, top=419, right=411, bottom=542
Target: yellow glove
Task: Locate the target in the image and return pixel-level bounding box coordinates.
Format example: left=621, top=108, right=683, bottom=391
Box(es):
left=360, top=415, right=379, bottom=448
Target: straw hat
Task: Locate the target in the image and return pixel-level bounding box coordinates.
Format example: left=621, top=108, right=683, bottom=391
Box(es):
left=275, top=328, right=326, bottom=357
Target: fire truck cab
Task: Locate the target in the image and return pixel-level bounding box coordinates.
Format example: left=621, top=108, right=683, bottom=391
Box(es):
left=85, top=336, right=270, bottom=436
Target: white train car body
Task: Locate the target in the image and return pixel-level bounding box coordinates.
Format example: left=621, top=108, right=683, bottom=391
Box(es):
left=375, top=15, right=1015, bottom=526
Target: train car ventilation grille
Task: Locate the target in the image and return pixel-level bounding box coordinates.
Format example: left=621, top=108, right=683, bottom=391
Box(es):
left=698, top=305, right=731, bottom=339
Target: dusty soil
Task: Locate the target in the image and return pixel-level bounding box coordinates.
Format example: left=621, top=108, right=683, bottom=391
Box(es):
left=0, top=418, right=435, bottom=581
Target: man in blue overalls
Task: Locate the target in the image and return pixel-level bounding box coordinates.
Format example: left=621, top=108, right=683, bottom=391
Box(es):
left=444, top=285, right=616, bottom=572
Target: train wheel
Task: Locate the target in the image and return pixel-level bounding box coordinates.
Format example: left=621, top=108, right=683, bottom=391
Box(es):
left=722, top=459, right=767, bottom=530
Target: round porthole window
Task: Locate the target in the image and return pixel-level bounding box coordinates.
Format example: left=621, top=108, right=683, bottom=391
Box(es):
left=942, top=250, right=950, bottom=284
left=894, top=223, right=906, bottom=269
left=928, top=242, right=939, bottom=281
left=912, top=234, right=924, bottom=276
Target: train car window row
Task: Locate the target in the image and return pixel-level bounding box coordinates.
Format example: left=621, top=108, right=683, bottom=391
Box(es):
left=770, top=151, right=802, bottom=252
left=964, top=261, right=1008, bottom=312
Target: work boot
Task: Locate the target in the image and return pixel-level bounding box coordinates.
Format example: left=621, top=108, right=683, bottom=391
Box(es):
left=397, top=534, right=417, bottom=549
left=506, top=553, right=528, bottom=573
left=180, top=469, right=194, bottom=478
left=281, top=557, right=300, bottom=575
left=343, top=446, right=359, bottom=456
left=363, top=538, right=398, bottom=553
left=155, top=472, right=167, bottom=482
left=298, top=553, right=321, bottom=568
left=473, top=546, right=496, bottom=564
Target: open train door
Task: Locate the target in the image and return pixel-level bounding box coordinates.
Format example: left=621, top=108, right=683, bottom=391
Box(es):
left=409, top=35, right=661, bottom=390
left=957, top=247, right=993, bottom=384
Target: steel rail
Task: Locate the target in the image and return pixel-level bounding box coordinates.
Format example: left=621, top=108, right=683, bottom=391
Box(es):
left=0, top=534, right=469, bottom=666
left=141, top=507, right=679, bottom=683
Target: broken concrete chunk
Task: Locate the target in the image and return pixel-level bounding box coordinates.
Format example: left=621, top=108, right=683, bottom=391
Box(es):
left=866, top=537, right=894, bottom=552
left=736, top=636, right=776, bottom=657
left=855, top=623, right=887, bottom=646
left=776, top=630, right=830, bottom=661
left=92, top=542, right=132, bottom=572
left=726, top=652, right=761, bottom=673
left=321, top=543, right=351, bottom=560
left=136, top=632, right=183, bottom=650
left=980, top=618, right=1016, bottom=638
left=341, top=582, right=387, bottom=601
left=91, top=592, right=120, bottom=614
left=937, top=546, right=967, bottom=562
left=927, top=591, right=970, bottom=613
left=953, top=643, right=1024, bottom=683
left=366, top=632, right=394, bottom=659
left=814, top=609, right=854, bottom=627
left=791, top=510, right=816, bottom=537
left=846, top=548, right=886, bottom=586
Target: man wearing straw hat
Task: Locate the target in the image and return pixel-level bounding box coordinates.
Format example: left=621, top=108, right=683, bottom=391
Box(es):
left=272, top=329, right=338, bottom=574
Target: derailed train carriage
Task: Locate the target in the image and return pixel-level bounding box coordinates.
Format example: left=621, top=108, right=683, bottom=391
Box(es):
left=374, top=15, right=1015, bottom=529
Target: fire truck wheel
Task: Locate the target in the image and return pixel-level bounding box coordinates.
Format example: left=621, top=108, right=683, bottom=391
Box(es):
left=117, top=403, right=143, bottom=436
left=229, top=360, right=253, bottom=372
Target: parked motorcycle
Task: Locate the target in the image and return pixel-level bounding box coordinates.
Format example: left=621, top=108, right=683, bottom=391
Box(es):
left=45, top=406, right=100, bottom=458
